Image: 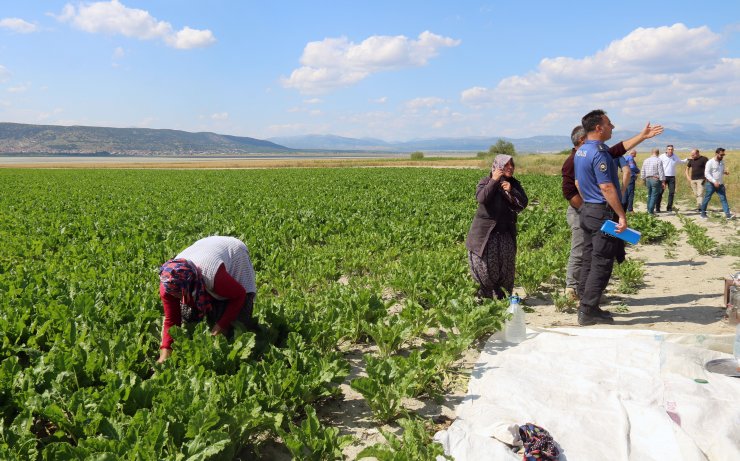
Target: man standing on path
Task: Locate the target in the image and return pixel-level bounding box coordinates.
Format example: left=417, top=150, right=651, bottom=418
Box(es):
left=561, top=122, right=662, bottom=301
left=574, top=110, right=628, bottom=325
left=656, top=145, right=687, bottom=213
left=685, top=149, right=708, bottom=212
left=700, top=148, right=734, bottom=220
left=622, top=150, right=640, bottom=212
left=641, top=148, right=666, bottom=215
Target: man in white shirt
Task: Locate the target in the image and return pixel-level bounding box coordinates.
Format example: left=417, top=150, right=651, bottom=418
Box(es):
left=656, top=144, right=687, bottom=213
left=700, top=148, right=734, bottom=219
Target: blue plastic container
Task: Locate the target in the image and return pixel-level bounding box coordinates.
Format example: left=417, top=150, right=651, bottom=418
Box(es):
left=600, top=220, right=641, bottom=244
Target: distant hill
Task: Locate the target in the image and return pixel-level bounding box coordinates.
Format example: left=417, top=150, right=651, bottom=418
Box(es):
left=271, top=128, right=740, bottom=153
left=0, top=123, right=291, bottom=155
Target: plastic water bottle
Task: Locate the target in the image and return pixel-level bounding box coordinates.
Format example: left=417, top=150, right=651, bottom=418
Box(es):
left=505, top=295, right=526, bottom=343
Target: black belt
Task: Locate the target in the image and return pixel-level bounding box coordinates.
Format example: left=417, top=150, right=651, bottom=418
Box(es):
left=583, top=202, right=612, bottom=210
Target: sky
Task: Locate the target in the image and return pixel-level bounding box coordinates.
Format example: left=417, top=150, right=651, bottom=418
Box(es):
left=0, top=1, right=738, bottom=141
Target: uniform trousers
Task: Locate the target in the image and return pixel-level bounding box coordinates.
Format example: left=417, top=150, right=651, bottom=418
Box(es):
left=578, top=203, right=620, bottom=314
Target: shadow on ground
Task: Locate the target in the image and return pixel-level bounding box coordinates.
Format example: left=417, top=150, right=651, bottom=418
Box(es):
left=613, top=304, right=726, bottom=326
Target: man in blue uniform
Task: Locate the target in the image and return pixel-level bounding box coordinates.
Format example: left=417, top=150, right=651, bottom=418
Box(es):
left=574, top=109, right=627, bottom=326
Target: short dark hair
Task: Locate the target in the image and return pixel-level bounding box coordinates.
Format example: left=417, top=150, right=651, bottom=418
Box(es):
left=716, top=147, right=726, bottom=154
left=666, top=144, right=674, bottom=148
left=581, top=109, right=606, bottom=133
left=570, top=125, right=586, bottom=147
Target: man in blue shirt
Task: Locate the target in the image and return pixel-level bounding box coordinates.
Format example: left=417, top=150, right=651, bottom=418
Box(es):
left=574, top=109, right=627, bottom=326
left=622, top=150, right=640, bottom=212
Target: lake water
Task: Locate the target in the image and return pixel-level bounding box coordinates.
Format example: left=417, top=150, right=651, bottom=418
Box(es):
left=0, top=152, right=475, bottom=165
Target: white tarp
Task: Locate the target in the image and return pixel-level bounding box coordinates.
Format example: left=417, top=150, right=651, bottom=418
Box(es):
left=435, top=328, right=740, bottom=460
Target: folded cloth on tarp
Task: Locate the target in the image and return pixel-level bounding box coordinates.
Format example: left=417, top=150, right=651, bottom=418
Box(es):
left=434, top=328, right=739, bottom=460
left=519, top=423, right=559, bottom=461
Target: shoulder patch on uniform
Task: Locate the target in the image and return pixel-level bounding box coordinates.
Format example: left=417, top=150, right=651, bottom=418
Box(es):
left=598, top=162, right=607, bottom=172
left=575, top=149, right=586, bottom=157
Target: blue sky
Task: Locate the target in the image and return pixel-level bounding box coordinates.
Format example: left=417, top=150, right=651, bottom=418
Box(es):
left=0, top=1, right=738, bottom=140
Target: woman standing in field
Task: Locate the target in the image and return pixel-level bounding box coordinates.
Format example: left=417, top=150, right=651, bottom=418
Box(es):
left=157, top=236, right=257, bottom=363
left=466, top=154, right=528, bottom=299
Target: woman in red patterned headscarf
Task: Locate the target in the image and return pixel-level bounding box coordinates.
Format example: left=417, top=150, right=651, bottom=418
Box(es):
left=157, top=236, right=257, bottom=363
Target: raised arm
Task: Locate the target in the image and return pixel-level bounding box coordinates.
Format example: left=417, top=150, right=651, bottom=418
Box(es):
left=621, top=122, right=664, bottom=151
left=475, top=176, right=502, bottom=205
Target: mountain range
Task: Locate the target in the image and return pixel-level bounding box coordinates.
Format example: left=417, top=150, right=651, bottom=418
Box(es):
left=1, top=122, right=738, bottom=156
left=268, top=126, right=740, bottom=153
left=0, top=122, right=290, bottom=156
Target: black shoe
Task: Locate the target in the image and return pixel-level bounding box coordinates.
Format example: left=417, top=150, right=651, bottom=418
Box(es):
left=593, top=306, right=614, bottom=319
left=578, top=310, right=615, bottom=326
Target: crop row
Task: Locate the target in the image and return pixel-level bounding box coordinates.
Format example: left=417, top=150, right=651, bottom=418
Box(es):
left=0, top=168, right=665, bottom=459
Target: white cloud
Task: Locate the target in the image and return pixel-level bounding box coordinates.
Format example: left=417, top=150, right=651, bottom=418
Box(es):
left=283, top=31, right=460, bottom=93
left=211, top=112, right=228, bottom=120
left=371, top=96, right=387, bottom=104
left=333, top=104, right=473, bottom=140
left=287, top=106, right=322, bottom=116
left=0, top=65, right=10, bottom=82
left=460, top=23, right=739, bottom=134
left=404, top=96, right=445, bottom=110
left=0, top=18, right=38, bottom=33
left=165, top=26, right=216, bottom=50
left=57, top=1, right=215, bottom=49
left=7, top=83, right=30, bottom=93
